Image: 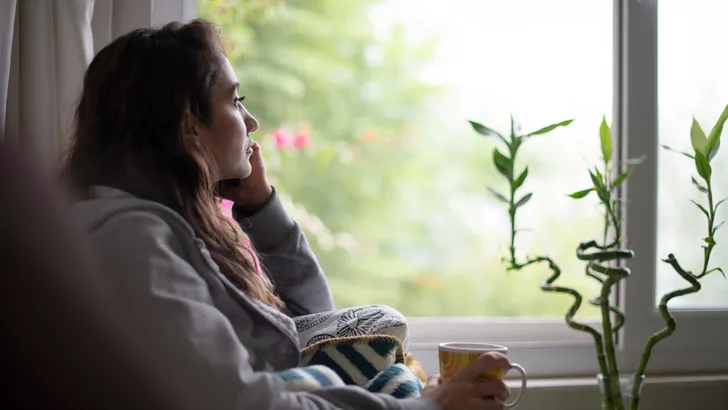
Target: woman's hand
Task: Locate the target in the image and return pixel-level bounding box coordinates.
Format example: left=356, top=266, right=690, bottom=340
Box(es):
left=422, top=352, right=511, bottom=410
left=217, top=141, right=273, bottom=214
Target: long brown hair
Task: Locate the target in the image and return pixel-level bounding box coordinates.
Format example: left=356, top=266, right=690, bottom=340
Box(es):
left=63, top=19, right=283, bottom=309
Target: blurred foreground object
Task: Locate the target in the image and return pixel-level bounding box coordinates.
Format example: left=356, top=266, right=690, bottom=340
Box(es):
left=0, top=142, right=193, bottom=410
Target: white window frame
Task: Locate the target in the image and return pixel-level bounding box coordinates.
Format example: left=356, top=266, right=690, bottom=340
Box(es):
left=407, top=0, right=728, bottom=378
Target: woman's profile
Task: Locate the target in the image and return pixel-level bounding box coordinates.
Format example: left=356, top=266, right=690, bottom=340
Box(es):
left=62, top=18, right=510, bottom=410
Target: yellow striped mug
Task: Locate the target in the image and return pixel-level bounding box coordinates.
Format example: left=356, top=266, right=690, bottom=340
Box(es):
left=438, top=342, right=527, bottom=408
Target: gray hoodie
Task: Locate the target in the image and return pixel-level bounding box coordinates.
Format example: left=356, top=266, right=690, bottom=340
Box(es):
left=71, top=186, right=440, bottom=410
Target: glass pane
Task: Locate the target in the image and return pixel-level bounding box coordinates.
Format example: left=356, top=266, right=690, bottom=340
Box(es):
left=200, top=0, right=612, bottom=317
left=657, top=1, right=728, bottom=308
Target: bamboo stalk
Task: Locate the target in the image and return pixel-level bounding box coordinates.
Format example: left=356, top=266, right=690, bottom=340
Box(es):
left=630, top=255, right=701, bottom=410
left=576, top=242, right=633, bottom=410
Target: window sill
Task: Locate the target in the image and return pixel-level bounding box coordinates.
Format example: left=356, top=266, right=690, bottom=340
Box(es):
left=501, top=374, right=728, bottom=410
left=409, top=340, right=728, bottom=379
left=505, top=374, right=728, bottom=389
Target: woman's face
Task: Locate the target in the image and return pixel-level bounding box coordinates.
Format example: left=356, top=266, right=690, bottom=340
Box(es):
left=196, top=55, right=259, bottom=181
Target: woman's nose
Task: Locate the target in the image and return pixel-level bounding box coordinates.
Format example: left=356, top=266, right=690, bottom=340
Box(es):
left=244, top=111, right=259, bottom=133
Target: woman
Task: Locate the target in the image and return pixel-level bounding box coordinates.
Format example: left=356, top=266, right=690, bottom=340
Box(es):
left=63, top=19, right=510, bottom=410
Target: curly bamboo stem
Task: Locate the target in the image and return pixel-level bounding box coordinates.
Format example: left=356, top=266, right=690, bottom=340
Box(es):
left=577, top=241, right=633, bottom=410
left=630, top=254, right=701, bottom=410
left=514, top=256, right=610, bottom=383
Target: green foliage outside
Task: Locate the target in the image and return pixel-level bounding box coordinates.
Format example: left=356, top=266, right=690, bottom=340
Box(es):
left=198, top=0, right=602, bottom=317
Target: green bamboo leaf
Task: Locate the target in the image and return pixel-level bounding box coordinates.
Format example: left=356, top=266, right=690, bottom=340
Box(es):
left=588, top=170, right=600, bottom=188
left=513, top=167, right=529, bottom=190
left=713, top=221, right=724, bottom=235
left=595, top=167, right=606, bottom=186
left=568, top=188, right=593, bottom=199
left=694, top=150, right=712, bottom=181
left=510, top=113, right=522, bottom=138
left=596, top=188, right=610, bottom=205
left=612, top=157, right=644, bottom=188
left=470, top=120, right=507, bottom=144
left=599, top=116, right=612, bottom=162
left=691, top=177, right=709, bottom=193
left=715, top=198, right=728, bottom=213
left=613, top=168, right=632, bottom=187
left=706, top=104, right=728, bottom=157
left=511, top=135, right=523, bottom=154
left=690, top=117, right=707, bottom=154
left=705, top=267, right=726, bottom=279
left=690, top=199, right=710, bottom=219
left=661, top=144, right=695, bottom=159
left=487, top=187, right=509, bottom=203
left=708, top=139, right=721, bottom=161
left=515, top=192, right=533, bottom=208
left=627, top=156, right=647, bottom=166
left=588, top=170, right=609, bottom=205
left=526, top=119, right=574, bottom=137
left=492, top=147, right=511, bottom=179
left=589, top=168, right=607, bottom=192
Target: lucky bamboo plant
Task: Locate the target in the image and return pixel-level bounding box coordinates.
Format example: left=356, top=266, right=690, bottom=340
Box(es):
left=470, top=105, right=728, bottom=410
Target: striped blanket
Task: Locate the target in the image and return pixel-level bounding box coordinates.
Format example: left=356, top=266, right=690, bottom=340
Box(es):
left=276, top=335, right=424, bottom=399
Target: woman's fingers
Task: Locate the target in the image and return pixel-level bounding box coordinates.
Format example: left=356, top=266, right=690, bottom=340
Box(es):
left=455, top=352, right=511, bottom=381
left=478, top=397, right=506, bottom=410
left=425, top=375, right=440, bottom=388
left=466, top=379, right=509, bottom=401
left=425, top=353, right=512, bottom=410
left=422, top=374, right=440, bottom=395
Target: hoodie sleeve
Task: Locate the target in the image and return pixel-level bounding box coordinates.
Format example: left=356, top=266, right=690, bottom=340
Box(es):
left=87, top=211, right=439, bottom=410
left=233, top=188, right=335, bottom=315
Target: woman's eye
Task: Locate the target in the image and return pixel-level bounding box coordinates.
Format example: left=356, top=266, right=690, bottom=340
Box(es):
left=234, top=96, right=246, bottom=106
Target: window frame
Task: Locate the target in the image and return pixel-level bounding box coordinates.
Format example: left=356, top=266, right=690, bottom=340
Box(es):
left=407, top=0, right=728, bottom=378
left=85, top=0, right=728, bottom=383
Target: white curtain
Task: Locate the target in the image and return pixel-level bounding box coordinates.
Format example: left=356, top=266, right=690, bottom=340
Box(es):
left=0, top=0, right=196, bottom=167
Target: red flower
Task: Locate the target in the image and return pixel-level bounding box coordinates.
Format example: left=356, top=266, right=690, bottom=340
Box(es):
left=273, top=128, right=292, bottom=148
left=293, top=131, right=311, bottom=149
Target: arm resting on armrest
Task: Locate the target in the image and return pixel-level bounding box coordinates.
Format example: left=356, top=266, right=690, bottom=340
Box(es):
left=234, top=188, right=335, bottom=315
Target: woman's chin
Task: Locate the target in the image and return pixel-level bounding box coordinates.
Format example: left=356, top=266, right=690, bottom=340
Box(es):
left=217, top=169, right=251, bottom=185
left=239, top=165, right=253, bottom=179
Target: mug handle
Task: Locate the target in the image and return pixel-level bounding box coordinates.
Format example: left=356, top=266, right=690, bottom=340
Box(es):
left=504, top=363, right=527, bottom=409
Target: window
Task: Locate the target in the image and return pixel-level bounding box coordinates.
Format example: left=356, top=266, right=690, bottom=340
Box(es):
left=656, top=0, right=728, bottom=308
left=200, top=0, right=728, bottom=377
left=200, top=0, right=613, bottom=318
left=618, top=0, right=728, bottom=378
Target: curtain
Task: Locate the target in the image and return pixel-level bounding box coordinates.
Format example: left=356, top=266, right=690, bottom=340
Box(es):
left=0, top=0, right=196, bottom=167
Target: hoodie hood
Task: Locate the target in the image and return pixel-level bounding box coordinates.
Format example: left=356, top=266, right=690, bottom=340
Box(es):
left=71, top=186, right=190, bottom=235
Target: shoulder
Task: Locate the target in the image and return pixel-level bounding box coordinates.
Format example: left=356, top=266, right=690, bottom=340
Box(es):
left=70, top=186, right=206, bottom=269
left=71, top=188, right=222, bottom=302
left=72, top=186, right=196, bottom=241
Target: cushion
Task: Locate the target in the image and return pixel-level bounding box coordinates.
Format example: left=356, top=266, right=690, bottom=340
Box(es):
left=294, top=305, right=409, bottom=350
